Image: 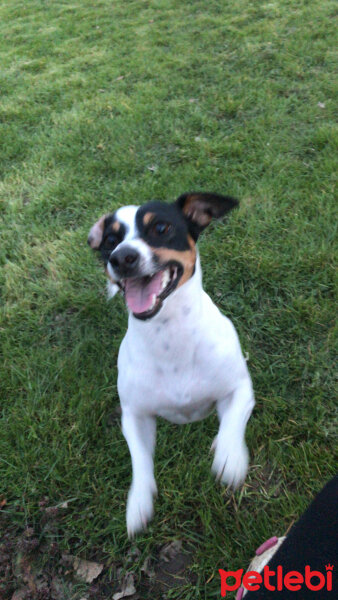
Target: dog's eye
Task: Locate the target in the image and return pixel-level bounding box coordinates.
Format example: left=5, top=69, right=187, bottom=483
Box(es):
left=104, top=233, right=119, bottom=249
left=151, top=221, right=172, bottom=236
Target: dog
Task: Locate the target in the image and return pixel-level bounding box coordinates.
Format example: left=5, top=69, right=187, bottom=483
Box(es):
left=88, top=192, right=255, bottom=537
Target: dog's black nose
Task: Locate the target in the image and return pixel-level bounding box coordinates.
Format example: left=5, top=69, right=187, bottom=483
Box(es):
left=109, top=246, right=140, bottom=274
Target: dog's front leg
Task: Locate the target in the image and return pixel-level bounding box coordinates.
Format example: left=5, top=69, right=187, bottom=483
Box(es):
left=121, top=410, right=157, bottom=537
left=211, top=377, right=254, bottom=488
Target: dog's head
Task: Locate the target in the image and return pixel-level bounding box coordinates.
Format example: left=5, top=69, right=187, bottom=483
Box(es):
left=88, top=192, right=238, bottom=320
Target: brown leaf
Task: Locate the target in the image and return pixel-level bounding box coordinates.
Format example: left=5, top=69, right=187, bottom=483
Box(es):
left=159, top=540, right=182, bottom=563
left=113, top=572, right=136, bottom=600
left=73, top=557, right=103, bottom=583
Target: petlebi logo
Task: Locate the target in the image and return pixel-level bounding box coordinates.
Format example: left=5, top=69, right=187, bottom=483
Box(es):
left=218, top=564, right=334, bottom=597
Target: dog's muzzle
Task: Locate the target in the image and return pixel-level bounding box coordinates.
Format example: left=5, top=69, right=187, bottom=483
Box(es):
left=109, top=246, right=140, bottom=278
left=109, top=253, right=183, bottom=321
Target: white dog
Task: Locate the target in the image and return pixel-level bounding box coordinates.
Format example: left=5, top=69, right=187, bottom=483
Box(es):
left=88, top=192, right=254, bottom=537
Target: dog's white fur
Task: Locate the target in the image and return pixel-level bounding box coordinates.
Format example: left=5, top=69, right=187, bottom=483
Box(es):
left=107, top=207, right=255, bottom=537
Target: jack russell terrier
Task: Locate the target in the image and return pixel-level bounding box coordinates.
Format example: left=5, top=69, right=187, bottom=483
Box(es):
left=88, top=192, right=255, bottom=537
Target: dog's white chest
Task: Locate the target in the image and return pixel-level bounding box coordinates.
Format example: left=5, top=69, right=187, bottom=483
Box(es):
left=148, top=360, right=216, bottom=424
left=119, top=345, right=215, bottom=424
left=117, top=290, right=246, bottom=425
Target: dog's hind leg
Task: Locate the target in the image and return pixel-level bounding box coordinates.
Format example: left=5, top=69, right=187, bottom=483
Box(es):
left=121, top=410, right=157, bottom=537
left=211, top=377, right=254, bottom=489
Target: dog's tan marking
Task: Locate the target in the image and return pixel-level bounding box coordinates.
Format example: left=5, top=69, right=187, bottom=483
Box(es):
left=143, top=212, right=155, bottom=226
left=111, top=221, right=120, bottom=233
left=150, top=235, right=196, bottom=288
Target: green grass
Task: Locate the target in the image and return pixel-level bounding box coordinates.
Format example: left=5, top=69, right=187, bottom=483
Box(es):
left=0, top=0, right=336, bottom=598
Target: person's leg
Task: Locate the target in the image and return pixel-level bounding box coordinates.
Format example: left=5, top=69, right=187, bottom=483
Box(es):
left=239, top=475, right=337, bottom=599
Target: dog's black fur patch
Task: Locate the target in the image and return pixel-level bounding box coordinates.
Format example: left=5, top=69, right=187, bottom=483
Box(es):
left=99, top=213, right=127, bottom=265
left=136, top=201, right=192, bottom=251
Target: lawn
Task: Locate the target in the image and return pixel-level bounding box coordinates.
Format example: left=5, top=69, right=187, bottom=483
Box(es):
left=0, top=0, right=336, bottom=598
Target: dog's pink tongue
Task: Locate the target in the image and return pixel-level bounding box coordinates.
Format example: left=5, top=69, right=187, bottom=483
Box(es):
left=124, top=271, right=163, bottom=314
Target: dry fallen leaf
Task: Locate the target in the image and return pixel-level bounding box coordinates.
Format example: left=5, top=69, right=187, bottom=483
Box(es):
left=113, top=572, right=136, bottom=600
left=159, top=540, right=182, bottom=563
left=73, top=557, right=103, bottom=583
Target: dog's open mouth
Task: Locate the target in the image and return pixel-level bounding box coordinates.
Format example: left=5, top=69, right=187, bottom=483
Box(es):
left=120, top=262, right=182, bottom=320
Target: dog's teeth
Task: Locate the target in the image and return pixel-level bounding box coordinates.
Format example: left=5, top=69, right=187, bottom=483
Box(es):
left=150, top=294, right=156, bottom=309
left=160, top=269, right=170, bottom=292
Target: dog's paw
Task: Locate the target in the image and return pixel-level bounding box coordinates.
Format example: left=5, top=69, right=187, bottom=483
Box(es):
left=126, top=480, right=157, bottom=538
left=211, top=437, right=249, bottom=489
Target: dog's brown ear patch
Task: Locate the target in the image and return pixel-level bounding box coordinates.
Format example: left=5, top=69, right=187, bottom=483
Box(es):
left=87, top=215, right=107, bottom=249
left=176, top=192, right=238, bottom=229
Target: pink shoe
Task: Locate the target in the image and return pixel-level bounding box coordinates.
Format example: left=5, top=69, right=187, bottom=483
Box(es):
left=235, top=536, right=286, bottom=599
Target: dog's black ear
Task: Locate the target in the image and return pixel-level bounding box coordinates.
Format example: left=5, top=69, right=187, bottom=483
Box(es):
left=175, top=192, right=238, bottom=240
left=87, top=214, right=108, bottom=249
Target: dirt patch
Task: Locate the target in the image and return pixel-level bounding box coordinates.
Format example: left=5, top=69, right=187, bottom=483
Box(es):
left=138, top=540, right=197, bottom=597
left=0, top=505, right=197, bottom=600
